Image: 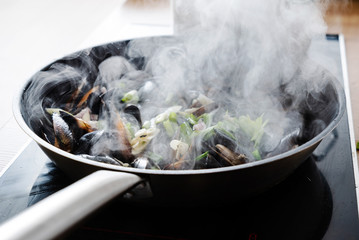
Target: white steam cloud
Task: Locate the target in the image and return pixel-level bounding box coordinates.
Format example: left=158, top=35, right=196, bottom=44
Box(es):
left=21, top=0, right=340, bottom=169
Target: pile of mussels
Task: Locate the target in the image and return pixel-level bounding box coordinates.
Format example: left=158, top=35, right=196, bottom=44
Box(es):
left=27, top=53, right=293, bottom=170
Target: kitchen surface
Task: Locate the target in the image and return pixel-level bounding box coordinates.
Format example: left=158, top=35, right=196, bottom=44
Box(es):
left=0, top=0, right=359, bottom=239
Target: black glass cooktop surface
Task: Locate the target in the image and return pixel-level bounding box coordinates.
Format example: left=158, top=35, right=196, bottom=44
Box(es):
left=0, top=34, right=358, bottom=240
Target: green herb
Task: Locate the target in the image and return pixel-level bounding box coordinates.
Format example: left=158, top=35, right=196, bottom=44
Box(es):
left=222, top=114, right=241, bottom=132
left=163, top=119, right=177, bottom=137
left=195, top=151, right=209, bottom=161
left=201, top=126, right=215, bottom=141
left=142, top=121, right=151, bottom=129
left=122, top=90, right=139, bottom=104
left=45, top=108, right=73, bottom=116
left=252, top=149, right=261, bottom=160
left=199, top=113, right=210, bottom=125
left=356, top=141, right=359, bottom=151
left=145, top=152, right=163, bottom=164
left=180, top=122, right=193, bottom=142
left=45, top=108, right=61, bottom=115
left=215, top=122, right=237, bottom=141
left=125, top=122, right=135, bottom=138
left=186, top=113, right=198, bottom=125
left=169, top=112, right=177, bottom=122
left=238, top=114, right=267, bottom=148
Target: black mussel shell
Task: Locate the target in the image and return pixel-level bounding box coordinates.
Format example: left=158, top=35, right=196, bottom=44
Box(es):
left=124, top=105, right=142, bottom=127
left=75, top=130, right=103, bottom=154
left=266, top=128, right=301, bottom=158
left=81, top=154, right=122, bottom=166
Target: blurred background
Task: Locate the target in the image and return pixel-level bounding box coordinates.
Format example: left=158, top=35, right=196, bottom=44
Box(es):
left=325, top=0, right=359, bottom=150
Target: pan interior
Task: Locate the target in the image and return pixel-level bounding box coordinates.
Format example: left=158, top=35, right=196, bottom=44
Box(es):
left=18, top=36, right=345, bottom=173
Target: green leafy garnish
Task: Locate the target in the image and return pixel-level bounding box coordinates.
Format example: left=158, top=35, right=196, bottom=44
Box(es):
left=180, top=122, right=193, bottom=142
left=122, top=90, right=139, bottom=104
left=199, top=113, right=210, bottom=125
left=169, top=112, right=177, bottom=122
left=215, top=121, right=237, bottom=141
left=238, top=114, right=268, bottom=148
left=187, top=114, right=198, bottom=125
left=125, top=122, right=135, bottom=138
left=252, top=149, right=261, bottom=160
left=195, top=151, right=209, bottom=161
left=163, top=119, right=177, bottom=137
left=201, top=126, right=216, bottom=141
left=145, top=152, right=163, bottom=164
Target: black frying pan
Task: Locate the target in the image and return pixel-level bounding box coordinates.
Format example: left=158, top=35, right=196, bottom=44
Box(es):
left=0, top=36, right=345, bottom=240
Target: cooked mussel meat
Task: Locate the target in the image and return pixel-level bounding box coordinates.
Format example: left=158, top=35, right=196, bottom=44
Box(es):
left=52, top=112, right=74, bottom=152
left=48, top=108, right=94, bottom=152
left=212, top=144, right=248, bottom=166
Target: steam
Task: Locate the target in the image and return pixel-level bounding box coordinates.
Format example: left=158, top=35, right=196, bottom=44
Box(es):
left=173, top=0, right=328, bottom=92
left=126, top=0, right=330, bottom=151
left=21, top=0, right=337, bottom=169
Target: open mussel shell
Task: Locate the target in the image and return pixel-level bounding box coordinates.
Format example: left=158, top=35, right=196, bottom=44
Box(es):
left=75, top=130, right=103, bottom=154
left=193, top=154, right=223, bottom=169
left=77, top=86, right=104, bottom=115
left=131, top=157, right=153, bottom=169
left=123, top=105, right=142, bottom=127
left=45, top=109, right=93, bottom=152
left=265, top=128, right=301, bottom=158
left=52, top=113, right=74, bottom=152
left=86, top=130, right=132, bottom=162
left=81, top=154, right=123, bottom=166
left=97, top=56, right=137, bottom=85
left=213, top=144, right=248, bottom=166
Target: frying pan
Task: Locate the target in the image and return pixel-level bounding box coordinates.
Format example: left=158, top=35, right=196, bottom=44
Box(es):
left=1, top=36, right=345, bottom=240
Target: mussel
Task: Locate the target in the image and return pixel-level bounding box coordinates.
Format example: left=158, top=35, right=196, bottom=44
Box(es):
left=29, top=44, right=300, bottom=172
left=212, top=144, right=247, bottom=166
left=75, top=130, right=103, bottom=154
left=52, top=113, right=74, bottom=152
left=48, top=108, right=94, bottom=152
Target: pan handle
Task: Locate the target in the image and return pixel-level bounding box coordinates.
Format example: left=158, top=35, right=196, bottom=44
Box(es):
left=0, top=170, right=142, bottom=240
